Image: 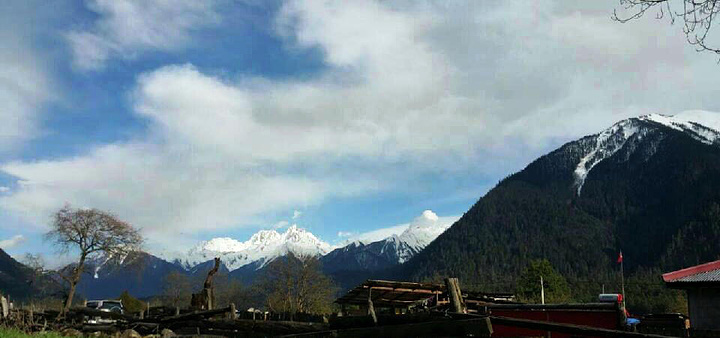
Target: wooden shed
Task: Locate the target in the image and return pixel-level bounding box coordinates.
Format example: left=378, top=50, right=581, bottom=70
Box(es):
left=663, top=259, right=720, bottom=332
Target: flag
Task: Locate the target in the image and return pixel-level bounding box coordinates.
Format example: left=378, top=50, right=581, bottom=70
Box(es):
left=617, top=251, right=623, bottom=264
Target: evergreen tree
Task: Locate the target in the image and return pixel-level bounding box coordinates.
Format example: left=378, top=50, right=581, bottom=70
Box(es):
left=515, top=259, right=570, bottom=303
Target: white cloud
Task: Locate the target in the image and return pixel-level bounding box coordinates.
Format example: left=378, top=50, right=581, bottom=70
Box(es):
left=273, top=220, right=290, bottom=229
left=0, top=235, right=25, bottom=249
left=66, top=0, right=221, bottom=70
left=343, top=224, right=409, bottom=244
left=0, top=144, right=329, bottom=234
left=3, top=1, right=720, bottom=250
left=292, top=210, right=302, bottom=219
left=337, top=231, right=355, bottom=238
left=0, top=2, right=53, bottom=152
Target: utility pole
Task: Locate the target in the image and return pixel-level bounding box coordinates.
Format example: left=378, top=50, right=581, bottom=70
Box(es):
left=540, top=275, right=545, bottom=305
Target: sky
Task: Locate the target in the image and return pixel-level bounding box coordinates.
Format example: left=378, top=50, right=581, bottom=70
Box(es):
left=1, top=0, right=720, bottom=267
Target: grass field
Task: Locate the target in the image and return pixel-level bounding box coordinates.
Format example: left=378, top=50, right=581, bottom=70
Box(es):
left=0, top=328, right=66, bottom=337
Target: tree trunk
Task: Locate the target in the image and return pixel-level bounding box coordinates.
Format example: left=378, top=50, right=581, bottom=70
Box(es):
left=63, top=257, right=86, bottom=314
left=64, top=280, right=78, bottom=314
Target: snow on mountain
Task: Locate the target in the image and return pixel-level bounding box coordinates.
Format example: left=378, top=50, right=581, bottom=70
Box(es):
left=167, top=225, right=333, bottom=271
left=573, top=112, right=720, bottom=195
left=161, top=210, right=457, bottom=273
left=329, top=210, right=455, bottom=265
left=573, top=118, right=640, bottom=194
left=395, top=210, right=453, bottom=262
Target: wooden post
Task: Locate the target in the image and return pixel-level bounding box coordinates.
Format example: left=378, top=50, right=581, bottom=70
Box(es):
left=367, top=287, right=377, bottom=325
left=0, top=295, right=9, bottom=318
left=445, top=277, right=466, bottom=313
left=175, top=306, right=180, bottom=316
left=228, top=303, right=237, bottom=320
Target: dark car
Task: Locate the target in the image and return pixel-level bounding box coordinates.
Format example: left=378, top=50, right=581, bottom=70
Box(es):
left=638, top=313, right=690, bottom=338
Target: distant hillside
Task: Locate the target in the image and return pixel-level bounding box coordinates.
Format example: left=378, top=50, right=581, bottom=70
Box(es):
left=75, top=251, right=187, bottom=299
left=0, top=249, right=34, bottom=299
left=404, top=114, right=720, bottom=301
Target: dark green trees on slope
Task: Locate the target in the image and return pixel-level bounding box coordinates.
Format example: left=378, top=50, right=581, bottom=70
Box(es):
left=403, top=117, right=720, bottom=313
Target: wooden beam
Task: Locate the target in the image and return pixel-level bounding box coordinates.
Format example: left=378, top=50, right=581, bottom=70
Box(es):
left=160, top=306, right=232, bottom=323
left=362, top=286, right=439, bottom=294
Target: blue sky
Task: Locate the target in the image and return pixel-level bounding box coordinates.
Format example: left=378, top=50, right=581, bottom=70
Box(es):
left=2, top=0, right=720, bottom=266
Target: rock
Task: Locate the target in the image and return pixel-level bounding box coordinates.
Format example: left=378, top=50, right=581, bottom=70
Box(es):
left=60, top=328, right=83, bottom=337
left=160, top=328, right=176, bottom=337
left=119, top=329, right=142, bottom=338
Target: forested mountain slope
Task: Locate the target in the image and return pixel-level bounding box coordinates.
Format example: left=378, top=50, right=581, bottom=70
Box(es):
left=405, top=114, right=720, bottom=300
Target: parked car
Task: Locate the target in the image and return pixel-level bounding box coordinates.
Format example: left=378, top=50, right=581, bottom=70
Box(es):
left=638, top=313, right=690, bottom=338
left=85, top=300, right=124, bottom=324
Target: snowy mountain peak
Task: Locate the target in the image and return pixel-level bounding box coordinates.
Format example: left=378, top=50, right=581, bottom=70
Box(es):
left=168, top=225, right=332, bottom=271
left=395, top=210, right=452, bottom=262
left=573, top=112, right=720, bottom=195
left=248, top=230, right=282, bottom=245
left=202, top=237, right=248, bottom=252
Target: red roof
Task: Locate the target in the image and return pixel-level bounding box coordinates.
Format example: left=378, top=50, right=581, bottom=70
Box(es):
left=662, top=259, right=720, bottom=283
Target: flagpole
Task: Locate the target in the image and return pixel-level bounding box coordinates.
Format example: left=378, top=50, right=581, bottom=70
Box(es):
left=620, top=250, right=626, bottom=310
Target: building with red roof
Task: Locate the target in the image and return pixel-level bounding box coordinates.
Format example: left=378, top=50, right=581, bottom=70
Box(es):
left=663, top=259, right=720, bottom=331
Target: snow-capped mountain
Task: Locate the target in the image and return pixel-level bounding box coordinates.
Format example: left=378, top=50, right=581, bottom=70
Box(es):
left=396, top=210, right=453, bottom=262
left=322, top=210, right=454, bottom=276
left=166, top=225, right=333, bottom=271
left=571, top=112, right=720, bottom=194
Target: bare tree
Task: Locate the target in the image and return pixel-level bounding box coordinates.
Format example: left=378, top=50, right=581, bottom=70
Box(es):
left=162, top=271, right=193, bottom=308
left=45, top=205, right=143, bottom=314
left=260, top=253, right=336, bottom=318
left=214, top=274, right=251, bottom=309
left=21, top=253, right=45, bottom=274
left=613, top=0, right=720, bottom=55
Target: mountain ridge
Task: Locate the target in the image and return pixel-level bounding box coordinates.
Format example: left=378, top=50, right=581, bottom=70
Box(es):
left=71, top=210, right=453, bottom=298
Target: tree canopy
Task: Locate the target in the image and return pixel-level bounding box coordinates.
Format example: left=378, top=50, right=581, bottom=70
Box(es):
left=515, top=259, right=571, bottom=304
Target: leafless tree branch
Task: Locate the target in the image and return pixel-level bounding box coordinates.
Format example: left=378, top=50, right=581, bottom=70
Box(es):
left=613, top=0, right=720, bottom=55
